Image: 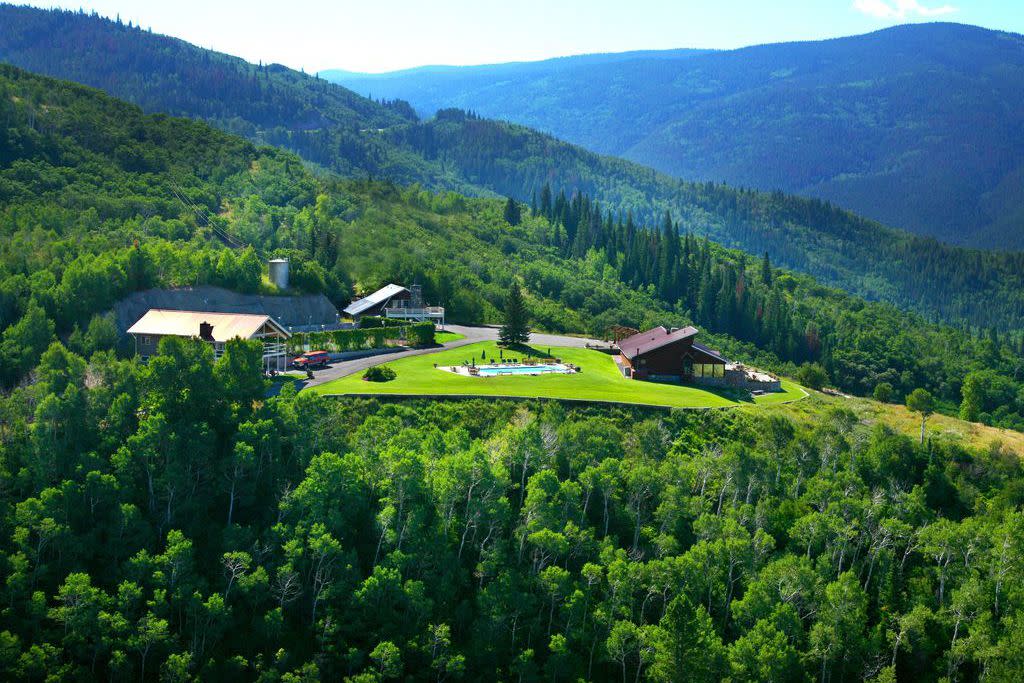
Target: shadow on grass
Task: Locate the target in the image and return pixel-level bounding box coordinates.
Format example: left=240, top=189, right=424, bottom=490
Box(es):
left=640, top=377, right=754, bottom=403
left=494, top=343, right=560, bottom=359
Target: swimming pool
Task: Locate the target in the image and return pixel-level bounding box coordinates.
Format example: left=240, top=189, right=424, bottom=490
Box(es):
left=476, top=364, right=572, bottom=377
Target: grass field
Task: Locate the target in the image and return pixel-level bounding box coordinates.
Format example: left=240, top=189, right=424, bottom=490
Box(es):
left=434, top=331, right=466, bottom=344
left=311, top=341, right=805, bottom=409
left=760, top=389, right=1024, bottom=454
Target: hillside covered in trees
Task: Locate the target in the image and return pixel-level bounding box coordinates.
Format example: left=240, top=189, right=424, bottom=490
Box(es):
left=3, top=355, right=1024, bottom=679
left=4, top=6, right=1024, bottom=334
left=4, top=62, right=1024, bottom=427
left=330, top=23, right=1024, bottom=249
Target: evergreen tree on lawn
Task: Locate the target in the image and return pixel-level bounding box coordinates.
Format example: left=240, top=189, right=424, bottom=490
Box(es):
left=500, top=280, right=530, bottom=346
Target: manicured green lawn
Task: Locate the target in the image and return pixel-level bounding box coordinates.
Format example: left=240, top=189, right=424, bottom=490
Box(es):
left=749, top=381, right=806, bottom=405
left=311, top=341, right=805, bottom=409
left=434, top=331, right=466, bottom=344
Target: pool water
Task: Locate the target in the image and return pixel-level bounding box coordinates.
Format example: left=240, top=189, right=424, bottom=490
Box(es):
left=476, top=364, right=571, bottom=377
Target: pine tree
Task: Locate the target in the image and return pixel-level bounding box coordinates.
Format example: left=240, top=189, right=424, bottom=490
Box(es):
left=540, top=183, right=552, bottom=219
left=500, top=280, right=530, bottom=346
left=761, top=251, right=773, bottom=285
left=503, top=197, right=521, bottom=226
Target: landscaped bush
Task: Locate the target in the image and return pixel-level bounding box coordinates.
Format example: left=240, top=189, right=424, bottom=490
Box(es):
left=363, top=365, right=397, bottom=382
left=796, top=362, right=829, bottom=390
left=409, top=322, right=435, bottom=346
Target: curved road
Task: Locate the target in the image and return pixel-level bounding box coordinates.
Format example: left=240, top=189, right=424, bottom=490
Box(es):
left=302, top=325, right=602, bottom=389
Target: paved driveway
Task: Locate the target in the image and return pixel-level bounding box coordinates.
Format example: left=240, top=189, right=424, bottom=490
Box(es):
left=301, top=325, right=601, bottom=388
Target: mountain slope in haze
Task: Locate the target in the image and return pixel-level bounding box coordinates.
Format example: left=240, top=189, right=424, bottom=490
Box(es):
left=329, top=47, right=711, bottom=87
left=5, top=5, right=1024, bottom=333
left=330, top=24, right=1024, bottom=249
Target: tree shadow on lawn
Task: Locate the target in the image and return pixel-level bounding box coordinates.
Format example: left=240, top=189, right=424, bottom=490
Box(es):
left=487, top=342, right=561, bottom=362
left=494, top=343, right=562, bottom=360
left=640, top=377, right=754, bottom=404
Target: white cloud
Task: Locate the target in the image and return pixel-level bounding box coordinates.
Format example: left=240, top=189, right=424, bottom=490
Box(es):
left=852, top=0, right=958, bottom=19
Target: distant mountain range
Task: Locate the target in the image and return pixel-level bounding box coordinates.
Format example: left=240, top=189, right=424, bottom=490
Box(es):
left=327, top=24, right=1024, bottom=249
left=5, top=4, right=1024, bottom=331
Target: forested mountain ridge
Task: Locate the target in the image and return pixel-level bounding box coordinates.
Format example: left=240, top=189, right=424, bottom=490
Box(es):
left=327, top=46, right=711, bottom=84
left=0, top=4, right=420, bottom=177
left=332, top=23, right=1024, bottom=249
left=6, top=6, right=1024, bottom=333
left=4, top=6, right=1024, bottom=333
left=390, top=112, right=1024, bottom=332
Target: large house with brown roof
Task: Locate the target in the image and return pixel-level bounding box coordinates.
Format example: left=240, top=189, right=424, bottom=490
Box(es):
left=617, top=326, right=728, bottom=383
left=127, top=309, right=290, bottom=372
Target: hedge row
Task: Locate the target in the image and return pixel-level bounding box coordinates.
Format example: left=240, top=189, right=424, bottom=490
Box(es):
left=358, top=316, right=408, bottom=329
left=288, top=322, right=435, bottom=354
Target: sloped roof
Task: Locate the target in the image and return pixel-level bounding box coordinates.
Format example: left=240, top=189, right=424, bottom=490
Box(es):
left=343, top=284, right=409, bottom=316
left=112, top=286, right=338, bottom=333
left=619, top=326, right=698, bottom=359
left=127, top=309, right=289, bottom=342
left=691, top=341, right=728, bottom=363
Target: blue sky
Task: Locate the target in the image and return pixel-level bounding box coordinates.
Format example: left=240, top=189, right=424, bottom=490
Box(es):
left=22, top=0, right=1023, bottom=72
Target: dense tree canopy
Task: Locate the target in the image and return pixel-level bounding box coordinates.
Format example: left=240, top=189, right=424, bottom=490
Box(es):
left=1, top=339, right=1023, bottom=680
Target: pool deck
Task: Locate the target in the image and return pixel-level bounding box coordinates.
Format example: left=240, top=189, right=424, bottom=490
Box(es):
left=439, top=362, right=576, bottom=377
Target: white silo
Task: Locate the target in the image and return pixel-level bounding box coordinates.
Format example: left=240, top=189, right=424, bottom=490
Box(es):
left=269, top=258, right=289, bottom=290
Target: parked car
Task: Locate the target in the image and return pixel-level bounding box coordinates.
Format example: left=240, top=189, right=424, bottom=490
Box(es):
left=291, top=350, right=330, bottom=369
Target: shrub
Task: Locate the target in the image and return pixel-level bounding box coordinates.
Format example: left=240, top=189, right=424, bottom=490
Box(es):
left=363, top=365, right=396, bottom=382
left=873, top=382, right=894, bottom=403
left=795, top=363, right=829, bottom=390
left=410, top=322, right=435, bottom=346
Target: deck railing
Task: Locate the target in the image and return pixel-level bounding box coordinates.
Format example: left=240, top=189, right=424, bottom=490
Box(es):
left=262, top=341, right=287, bottom=358
left=384, top=306, right=445, bottom=318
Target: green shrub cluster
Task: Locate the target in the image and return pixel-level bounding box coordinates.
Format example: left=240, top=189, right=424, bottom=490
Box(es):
left=362, top=364, right=397, bottom=382
left=289, top=322, right=434, bottom=354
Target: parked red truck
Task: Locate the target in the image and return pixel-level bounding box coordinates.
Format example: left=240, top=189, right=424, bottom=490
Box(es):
left=290, top=350, right=330, bottom=370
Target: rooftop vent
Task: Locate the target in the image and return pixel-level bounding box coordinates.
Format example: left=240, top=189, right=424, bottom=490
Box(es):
left=199, top=321, right=214, bottom=341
